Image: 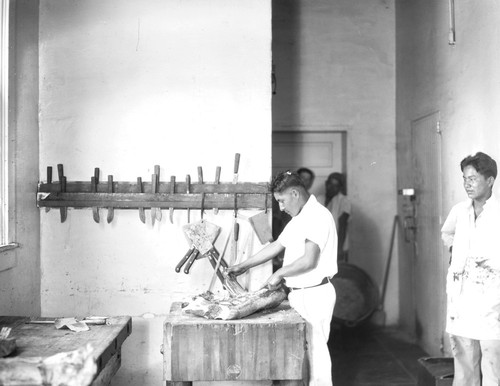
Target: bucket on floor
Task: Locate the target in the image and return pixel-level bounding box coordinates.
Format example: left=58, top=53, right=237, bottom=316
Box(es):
left=331, top=262, right=379, bottom=327
left=417, top=357, right=454, bottom=386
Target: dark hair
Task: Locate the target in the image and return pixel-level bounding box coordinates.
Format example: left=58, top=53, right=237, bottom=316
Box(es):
left=296, top=167, right=315, bottom=179
left=270, top=171, right=306, bottom=193
left=327, top=172, right=345, bottom=188
left=460, top=152, right=497, bottom=179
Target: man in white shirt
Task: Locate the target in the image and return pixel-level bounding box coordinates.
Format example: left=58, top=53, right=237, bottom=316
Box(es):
left=318, top=172, right=351, bottom=262
left=227, top=171, right=337, bottom=386
left=441, top=152, right=500, bottom=386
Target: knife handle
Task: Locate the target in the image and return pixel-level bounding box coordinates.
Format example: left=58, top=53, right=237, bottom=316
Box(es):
left=108, top=175, right=114, bottom=193
left=47, top=166, right=52, bottom=184
left=91, top=176, right=97, bottom=193
left=186, top=174, right=191, bottom=193
left=170, top=176, right=175, bottom=194
left=215, top=166, right=221, bottom=184
left=176, top=247, right=194, bottom=273
left=154, top=165, right=160, bottom=186
left=197, top=167, right=203, bottom=184
left=57, top=164, right=64, bottom=182
left=184, top=250, right=199, bottom=274
left=94, top=168, right=100, bottom=184
left=234, top=153, right=240, bottom=173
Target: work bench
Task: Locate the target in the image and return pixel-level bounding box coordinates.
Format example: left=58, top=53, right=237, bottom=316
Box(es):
left=0, top=315, right=131, bottom=385
left=163, top=302, right=306, bottom=385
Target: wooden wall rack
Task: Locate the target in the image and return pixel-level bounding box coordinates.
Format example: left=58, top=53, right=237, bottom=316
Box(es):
left=36, top=158, right=272, bottom=223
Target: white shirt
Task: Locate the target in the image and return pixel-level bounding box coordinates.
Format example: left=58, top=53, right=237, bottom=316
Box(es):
left=278, top=194, right=338, bottom=288
left=441, top=196, right=500, bottom=339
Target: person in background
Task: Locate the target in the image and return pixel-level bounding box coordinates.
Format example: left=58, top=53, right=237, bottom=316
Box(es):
left=227, top=171, right=337, bottom=386
left=319, top=172, right=351, bottom=262
left=441, top=151, right=500, bottom=386
left=297, top=167, right=315, bottom=192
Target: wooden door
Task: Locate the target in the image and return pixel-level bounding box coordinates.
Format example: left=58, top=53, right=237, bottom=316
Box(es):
left=272, top=130, right=347, bottom=197
left=411, top=112, right=447, bottom=356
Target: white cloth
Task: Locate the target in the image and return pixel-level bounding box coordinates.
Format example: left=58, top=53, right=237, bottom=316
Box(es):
left=441, top=196, right=500, bottom=339
left=289, top=283, right=336, bottom=386
left=278, top=194, right=338, bottom=288
left=318, top=192, right=351, bottom=251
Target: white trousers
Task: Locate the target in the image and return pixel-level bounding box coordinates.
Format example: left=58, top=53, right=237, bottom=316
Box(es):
left=450, top=334, right=500, bottom=386
left=288, top=282, right=336, bottom=386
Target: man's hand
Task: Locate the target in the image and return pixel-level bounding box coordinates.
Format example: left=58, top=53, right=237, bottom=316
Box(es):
left=226, top=263, right=248, bottom=277
left=261, top=271, right=284, bottom=291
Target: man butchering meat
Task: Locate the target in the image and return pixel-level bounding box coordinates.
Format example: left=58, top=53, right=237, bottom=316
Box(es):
left=227, top=170, right=337, bottom=386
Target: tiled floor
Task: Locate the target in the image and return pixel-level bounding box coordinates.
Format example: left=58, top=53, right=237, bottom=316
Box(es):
left=329, top=323, right=429, bottom=386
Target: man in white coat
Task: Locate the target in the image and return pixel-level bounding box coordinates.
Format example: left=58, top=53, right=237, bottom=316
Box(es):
left=441, top=152, right=500, bottom=386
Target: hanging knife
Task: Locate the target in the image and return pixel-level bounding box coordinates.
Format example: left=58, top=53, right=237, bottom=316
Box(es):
left=186, top=174, right=191, bottom=223
left=169, top=175, right=175, bottom=224
left=154, top=165, right=162, bottom=222
left=137, top=177, right=146, bottom=224
left=91, top=168, right=100, bottom=223
left=57, top=164, right=67, bottom=223
left=107, top=175, right=114, bottom=223
left=213, top=166, right=221, bottom=215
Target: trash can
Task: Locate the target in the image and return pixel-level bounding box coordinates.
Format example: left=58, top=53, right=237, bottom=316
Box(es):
left=417, top=357, right=454, bottom=386
left=331, top=263, right=379, bottom=327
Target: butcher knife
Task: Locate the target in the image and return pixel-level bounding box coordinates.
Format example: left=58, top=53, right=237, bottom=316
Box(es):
left=91, top=167, right=100, bottom=223
left=137, top=177, right=146, bottom=224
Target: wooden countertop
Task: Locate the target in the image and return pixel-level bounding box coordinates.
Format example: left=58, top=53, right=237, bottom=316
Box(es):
left=0, top=316, right=132, bottom=385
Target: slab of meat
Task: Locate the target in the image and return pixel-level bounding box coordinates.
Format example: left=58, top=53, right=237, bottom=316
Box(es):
left=183, top=287, right=287, bottom=320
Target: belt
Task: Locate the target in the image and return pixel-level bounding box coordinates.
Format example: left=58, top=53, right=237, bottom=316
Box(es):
left=287, top=277, right=330, bottom=291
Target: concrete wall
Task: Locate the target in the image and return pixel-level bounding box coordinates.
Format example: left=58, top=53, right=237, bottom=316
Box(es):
left=39, top=1, right=272, bottom=384
left=273, top=0, right=398, bottom=324
left=0, top=0, right=40, bottom=315
left=396, top=0, right=500, bottom=355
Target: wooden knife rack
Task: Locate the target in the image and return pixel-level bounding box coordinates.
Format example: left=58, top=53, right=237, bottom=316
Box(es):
left=36, top=162, right=272, bottom=223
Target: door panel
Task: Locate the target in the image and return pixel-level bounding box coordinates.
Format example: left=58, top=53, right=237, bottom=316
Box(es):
left=272, top=130, right=346, bottom=197
left=411, top=112, right=446, bottom=356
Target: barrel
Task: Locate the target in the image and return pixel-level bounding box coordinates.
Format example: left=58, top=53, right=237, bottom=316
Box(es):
left=332, top=262, right=379, bottom=326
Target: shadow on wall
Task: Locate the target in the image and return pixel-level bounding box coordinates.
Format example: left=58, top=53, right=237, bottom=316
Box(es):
left=349, top=204, right=384, bottom=289
left=272, top=0, right=301, bottom=125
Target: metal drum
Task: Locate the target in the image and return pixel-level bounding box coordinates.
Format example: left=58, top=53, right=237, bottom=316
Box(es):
left=332, top=262, right=379, bottom=327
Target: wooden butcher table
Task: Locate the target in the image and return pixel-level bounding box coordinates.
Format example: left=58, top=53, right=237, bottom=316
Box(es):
left=163, top=301, right=306, bottom=386
left=0, top=315, right=131, bottom=385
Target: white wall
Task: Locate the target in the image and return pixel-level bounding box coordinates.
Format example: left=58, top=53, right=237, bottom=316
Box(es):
left=39, top=1, right=272, bottom=384
left=273, top=0, right=398, bottom=324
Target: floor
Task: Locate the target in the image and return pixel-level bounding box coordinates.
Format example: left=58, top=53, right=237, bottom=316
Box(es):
left=329, top=323, right=429, bottom=386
